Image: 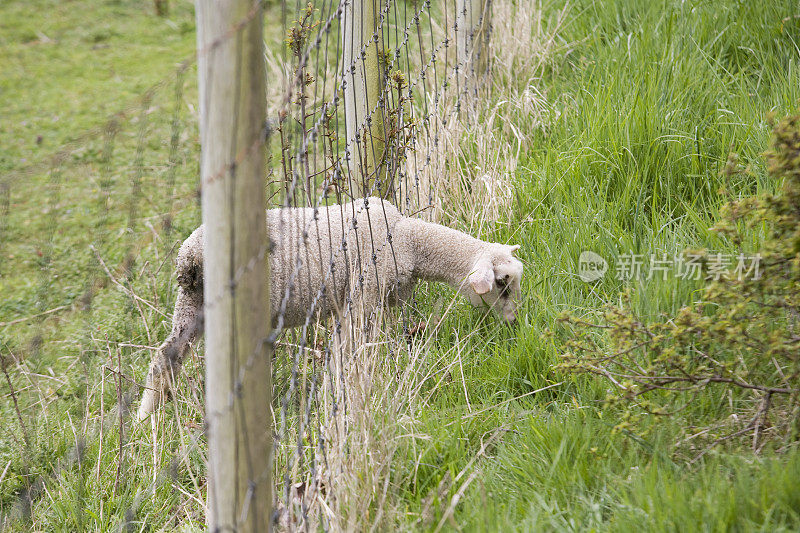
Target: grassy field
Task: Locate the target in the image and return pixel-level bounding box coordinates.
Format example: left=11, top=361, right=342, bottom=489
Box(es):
left=2, top=0, right=800, bottom=530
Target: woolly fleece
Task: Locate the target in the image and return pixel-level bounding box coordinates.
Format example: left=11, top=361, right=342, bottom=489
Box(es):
left=137, top=197, right=522, bottom=419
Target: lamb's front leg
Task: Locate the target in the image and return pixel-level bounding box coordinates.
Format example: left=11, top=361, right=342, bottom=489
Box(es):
left=137, top=286, right=203, bottom=420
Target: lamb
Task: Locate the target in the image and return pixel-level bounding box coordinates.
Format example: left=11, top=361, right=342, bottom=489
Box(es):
left=137, top=197, right=523, bottom=420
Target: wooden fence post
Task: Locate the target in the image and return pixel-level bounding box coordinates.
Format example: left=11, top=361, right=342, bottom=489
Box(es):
left=342, top=0, right=389, bottom=199
left=196, top=0, right=272, bottom=530
left=456, top=0, right=489, bottom=99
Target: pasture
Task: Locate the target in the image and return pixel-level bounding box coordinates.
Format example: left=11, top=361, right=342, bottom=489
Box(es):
left=1, top=0, right=800, bottom=530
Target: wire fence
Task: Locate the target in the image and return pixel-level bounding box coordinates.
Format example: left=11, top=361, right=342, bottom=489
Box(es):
left=0, top=0, right=495, bottom=529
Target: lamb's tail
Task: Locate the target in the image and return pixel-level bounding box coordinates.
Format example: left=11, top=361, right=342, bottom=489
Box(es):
left=175, top=226, right=204, bottom=294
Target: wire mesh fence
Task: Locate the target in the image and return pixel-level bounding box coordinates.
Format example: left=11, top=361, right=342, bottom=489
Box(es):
left=0, top=0, right=497, bottom=529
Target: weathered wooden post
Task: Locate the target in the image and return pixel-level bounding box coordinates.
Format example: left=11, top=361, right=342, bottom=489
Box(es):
left=456, top=0, right=490, bottom=99
left=196, top=0, right=272, bottom=530
left=342, top=0, right=388, bottom=199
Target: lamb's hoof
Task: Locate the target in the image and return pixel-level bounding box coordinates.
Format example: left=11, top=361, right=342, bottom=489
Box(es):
left=137, top=387, right=162, bottom=421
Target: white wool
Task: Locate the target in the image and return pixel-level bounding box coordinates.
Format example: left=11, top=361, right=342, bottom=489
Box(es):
left=137, top=197, right=523, bottom=419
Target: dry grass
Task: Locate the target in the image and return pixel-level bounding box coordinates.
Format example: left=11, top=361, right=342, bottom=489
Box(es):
left=408, top=1, right=570, bottom=235
left=264, top=2, right=569, bottom=529
left=7, top=0, right=800, bottom=530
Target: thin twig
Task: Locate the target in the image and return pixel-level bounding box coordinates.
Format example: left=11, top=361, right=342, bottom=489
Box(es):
left=113, top=345, right=124, bottom=495
left=752, top=392, right=772, bottom=453
left=1, top=352, right=31, bottom=448
left=0, top=305, right=70, bottom=328
left=689, top=422, right=756, bottom=465
left=102, top=365, right=152, bottom=391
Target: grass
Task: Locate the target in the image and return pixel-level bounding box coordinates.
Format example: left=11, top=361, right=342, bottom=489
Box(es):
left=2, top=0, right=800, bottom=530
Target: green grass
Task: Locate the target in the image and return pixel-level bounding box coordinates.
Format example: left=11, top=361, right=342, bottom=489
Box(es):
left=2, top=0, right=800, bottom=530
left=0, top=0, right=197, bottom=169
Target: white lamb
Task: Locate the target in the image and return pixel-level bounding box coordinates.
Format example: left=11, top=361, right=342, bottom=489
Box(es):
left=137, top=197, right=523, bottom=419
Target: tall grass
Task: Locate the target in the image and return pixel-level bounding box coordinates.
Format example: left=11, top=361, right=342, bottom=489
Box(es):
left=2, top=0, right=800, bottom=530
left=375, top=0, right=800, bottom=528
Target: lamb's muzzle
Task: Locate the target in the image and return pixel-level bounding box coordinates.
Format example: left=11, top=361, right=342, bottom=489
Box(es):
left=137, top=197, right=523, bottom=420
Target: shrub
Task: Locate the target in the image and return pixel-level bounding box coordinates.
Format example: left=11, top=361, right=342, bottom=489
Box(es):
left=557, top=113, right=800, bottom=461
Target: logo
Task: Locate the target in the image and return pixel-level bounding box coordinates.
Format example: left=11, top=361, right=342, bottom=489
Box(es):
left=578, top=251, right=608, bottom=282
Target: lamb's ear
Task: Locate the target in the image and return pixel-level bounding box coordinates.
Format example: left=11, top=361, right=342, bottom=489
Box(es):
left=507, top=244, right=520, bottom=254
left=469, top=259, right=494, bottom=295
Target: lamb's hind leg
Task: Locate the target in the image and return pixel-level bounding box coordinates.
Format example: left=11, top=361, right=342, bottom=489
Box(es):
left=137, top=286, right=203, bottom=420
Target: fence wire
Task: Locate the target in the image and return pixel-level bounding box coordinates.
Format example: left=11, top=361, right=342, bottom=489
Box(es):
left=0, top=0, right=492, bottom=530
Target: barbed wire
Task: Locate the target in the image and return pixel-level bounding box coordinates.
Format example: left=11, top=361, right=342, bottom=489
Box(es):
left=0, top=0, right=493, bottom=530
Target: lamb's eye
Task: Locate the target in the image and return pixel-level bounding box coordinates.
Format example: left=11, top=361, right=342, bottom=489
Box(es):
left=496, top=277, right=510, bottom=297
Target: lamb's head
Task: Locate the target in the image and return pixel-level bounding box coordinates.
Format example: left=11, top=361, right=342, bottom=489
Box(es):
left=466, top=244, right=523, bottom=322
